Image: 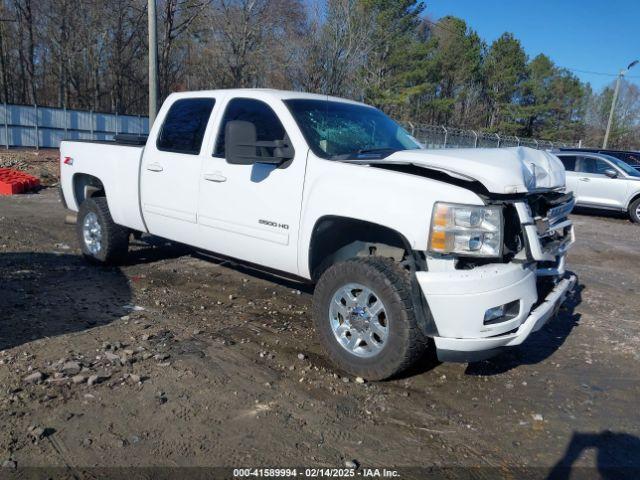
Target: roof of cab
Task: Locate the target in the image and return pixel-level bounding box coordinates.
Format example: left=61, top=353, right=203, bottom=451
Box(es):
left=166, top=88, right=367, bottom=106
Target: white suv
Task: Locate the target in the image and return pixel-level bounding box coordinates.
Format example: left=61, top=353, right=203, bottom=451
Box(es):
left=556, top=151, right=640, bottom=223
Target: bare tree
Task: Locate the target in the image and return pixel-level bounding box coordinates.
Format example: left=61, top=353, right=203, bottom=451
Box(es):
left=12, top=0, right=38, bottom=103
left=158, top=0, right=210, bottom=97
left=299, top=0, right=373, bottom=97
left=194, top=0, right=304, bottom=89
left=0, top=7, right=11, bottom=103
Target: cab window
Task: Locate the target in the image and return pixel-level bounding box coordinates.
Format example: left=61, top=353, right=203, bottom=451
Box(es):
left=157, top=98, right=215, bottom=154
left=213, top=98, right=289, bottom=160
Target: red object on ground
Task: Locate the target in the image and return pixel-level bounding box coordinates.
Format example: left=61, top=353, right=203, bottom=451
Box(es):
left=0, top=168, right=41, bottom=195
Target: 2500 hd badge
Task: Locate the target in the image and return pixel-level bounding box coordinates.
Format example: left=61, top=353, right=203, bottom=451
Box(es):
left=259, top=219, right=290, bottom=230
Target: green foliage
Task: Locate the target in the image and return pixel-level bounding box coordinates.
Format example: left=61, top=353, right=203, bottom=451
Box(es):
left=484, top=33, right=527, bottom=129
left=517, top=54, right=587, bottom=140
left=358, top=1, right=428, bottom=113
left=432, top=17, right=483, bottom=91
left=350, top=6, right=609, bottom=144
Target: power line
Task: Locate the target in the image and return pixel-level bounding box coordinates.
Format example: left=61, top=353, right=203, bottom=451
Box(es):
left=563, top=67, right=639, bottom=79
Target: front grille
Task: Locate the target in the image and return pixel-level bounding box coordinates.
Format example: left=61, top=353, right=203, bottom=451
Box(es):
left=526, top=191, right=574, bottom=218
left=539, top=228, right=573, bottom=254
left=457, top=192, right=574, bottom=270
left=547, top=198, right=575, bottom=224
left=526, top=192, right=574, bottom=258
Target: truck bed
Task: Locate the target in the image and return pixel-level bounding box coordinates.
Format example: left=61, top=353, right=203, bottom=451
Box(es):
left=59, top=139, right=147, bottom=232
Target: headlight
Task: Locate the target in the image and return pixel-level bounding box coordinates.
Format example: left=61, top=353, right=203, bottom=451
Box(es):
left=428, top=202, right=503, bottom=257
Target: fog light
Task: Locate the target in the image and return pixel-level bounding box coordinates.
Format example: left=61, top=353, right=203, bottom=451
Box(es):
left=483, top=300, right=520, bottom=325
left=484, top=305, right=505, bottom=323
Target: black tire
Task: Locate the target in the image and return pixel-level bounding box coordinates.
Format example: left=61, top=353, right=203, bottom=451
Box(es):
left=629, top=197, right=640, bottom=223
left=77, top=197, right=129, bottom=264
left=312, top=257, right=428, bottom=381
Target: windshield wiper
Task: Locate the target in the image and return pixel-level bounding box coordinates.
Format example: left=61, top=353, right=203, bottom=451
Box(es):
left=329, top=147, right=406, bottom=161
left=356, top=147, right=402, bottom=155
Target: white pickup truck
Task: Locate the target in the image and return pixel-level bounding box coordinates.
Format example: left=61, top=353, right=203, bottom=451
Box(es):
left=60, top=89, right=576, bottom=380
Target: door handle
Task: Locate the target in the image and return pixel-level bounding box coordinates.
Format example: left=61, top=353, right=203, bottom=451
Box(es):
left=203, top=173, right=227, bottom=183
left=146, top=163, right=164, bottom=172
left=579, top=177, right=590, bottom=182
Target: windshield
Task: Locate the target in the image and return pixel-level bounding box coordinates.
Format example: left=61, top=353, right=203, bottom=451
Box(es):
left=284, top=99, right=422, bottom=160
left=602, top=154, right=640, bottom=177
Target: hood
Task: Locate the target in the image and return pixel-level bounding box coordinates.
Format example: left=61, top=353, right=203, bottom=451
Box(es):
left=379, top=146, right=566, bottom=194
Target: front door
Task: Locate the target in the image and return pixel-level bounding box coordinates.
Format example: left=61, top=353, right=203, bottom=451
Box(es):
left=140, top=97, right=216, bottom=243
left=558, top=155, right=580, bottom=197
left=575, top=156, right=627, bottom=209
left=197, top=97, right=307, bottom=274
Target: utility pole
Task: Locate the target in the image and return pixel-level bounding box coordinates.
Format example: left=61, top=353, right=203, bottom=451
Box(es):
left=148, top=0, right=159, bottom=126
left=603, top=60, right=638, bottom=149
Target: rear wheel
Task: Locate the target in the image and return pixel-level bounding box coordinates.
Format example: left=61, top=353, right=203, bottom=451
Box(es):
left=628, top=197, right=640, bottom=223
left=77, top=197, right=129, bottom=264
left=312, top=257, right=428, bottom=380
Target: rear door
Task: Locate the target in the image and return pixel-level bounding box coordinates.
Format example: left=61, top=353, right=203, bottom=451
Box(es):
left=140, top=96, right=216, bottom=243
left=197, top=97, right=307, bottom=274
left=574, top=156, right=627, bottom=209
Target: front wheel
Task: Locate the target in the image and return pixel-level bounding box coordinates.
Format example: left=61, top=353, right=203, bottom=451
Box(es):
left=312, top=258, right=428, bottom=380
left=628, top=197, right=640, bottom=223
left=77, top=197, right=129, bottom=264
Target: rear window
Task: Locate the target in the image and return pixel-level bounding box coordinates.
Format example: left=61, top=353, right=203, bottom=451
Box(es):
left=157, top=98, right=215, bottom=154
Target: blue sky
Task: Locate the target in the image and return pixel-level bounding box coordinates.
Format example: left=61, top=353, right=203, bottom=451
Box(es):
left=426, top=0, right=640, bottom=92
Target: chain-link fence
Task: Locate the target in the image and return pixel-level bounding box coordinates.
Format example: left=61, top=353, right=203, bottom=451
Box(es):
left=401, top=123, right=580, bottom=150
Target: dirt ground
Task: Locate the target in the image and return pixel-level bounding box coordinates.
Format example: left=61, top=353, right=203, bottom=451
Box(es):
left=1, top=153, right=639, bottom=478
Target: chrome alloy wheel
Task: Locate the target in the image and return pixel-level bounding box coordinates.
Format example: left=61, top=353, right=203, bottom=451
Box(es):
left=82, top=211, right=102, bottom=255
left=329, top=283, right=389, bottom=358
left=636, top=203, right=640, bottom=221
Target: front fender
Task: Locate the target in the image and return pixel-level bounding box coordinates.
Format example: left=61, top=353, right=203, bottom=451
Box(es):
left=624, top=183, right=640, bottom=210
left=297, top=155, right=484, bottom=278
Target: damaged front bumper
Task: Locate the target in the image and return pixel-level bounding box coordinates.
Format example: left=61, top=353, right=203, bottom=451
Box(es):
left=420, top=267, right=576, bottom=362
left=417, top=196, right=576, bottom=362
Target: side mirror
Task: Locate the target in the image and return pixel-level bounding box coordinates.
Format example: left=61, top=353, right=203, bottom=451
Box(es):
left=603, top=168, right=618, bottom=178
left=226, top=120, right=258, bottom=165
left=225, top=120, right=293, bottom=165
